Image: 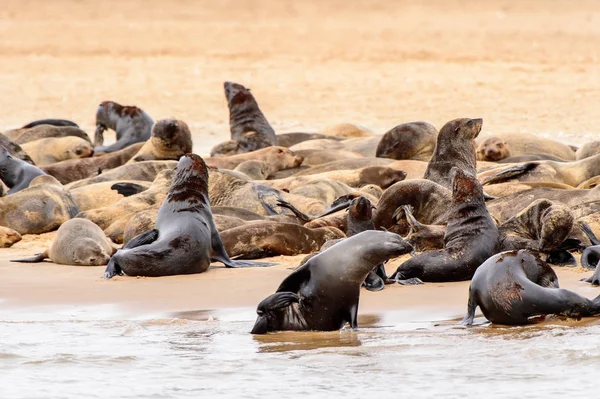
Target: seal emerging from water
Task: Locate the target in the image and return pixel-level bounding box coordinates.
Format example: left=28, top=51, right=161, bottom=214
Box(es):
left=104, top=153, right=275, bottom=278
left=461, top=250, right=600, bottom=325
left=250, top=230, right=413, bottom=334
left=94, top=101, right=154, bottom=154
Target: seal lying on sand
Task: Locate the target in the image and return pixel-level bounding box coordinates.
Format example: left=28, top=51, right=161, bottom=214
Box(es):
left=391, top=167, right=499, bottom=283
left=126, top=118, right=193, bottom=163
left=104, top=154, right=275, bottom=278
left=0, top=146, right=46, bottom=194
left=93, top=101, right=153, bottom=154
left=250, top=230, right=413, bottom=334
left=461, top=250, right=600, bottom=325
left=0, top=226, right=22, bottom=248
left=21, top=136, right=94, bottom=166
left=12, top=218, right=116, bottom=266
left=376, top=121, right=438, bottom=161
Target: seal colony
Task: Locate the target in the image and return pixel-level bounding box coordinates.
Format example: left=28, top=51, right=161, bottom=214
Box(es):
left=3, top=82, right=600, bottom=335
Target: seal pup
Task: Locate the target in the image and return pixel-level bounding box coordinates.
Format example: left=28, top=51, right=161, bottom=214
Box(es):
left=21, top=136, right=94, bottom=166
left=376, top=121, right=438, bottom=161
left=93, top=101, right=154, bottom=154
left=424, top=118, right=482, bottom=189
left=461, top=250, right=600, bottom=325
left=391, top=167, right=499, bottom=283
left=12, top=218, right=116, bottom=266
left=22, top=119, right=79, bottom=128
left=104, top=154, right=275, bottom=279
left=250, top=230, right=413, bottom=334
left=126, top=118, right=193, bottom=163
left=222, top=81, right=276, bottom=153
left=0, top=146, right=46, bottom=194
left=0, top=226, right=22, bottom=248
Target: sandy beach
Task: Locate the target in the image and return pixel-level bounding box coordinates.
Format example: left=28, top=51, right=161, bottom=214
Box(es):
left=1, top=0, right=600, bottom=317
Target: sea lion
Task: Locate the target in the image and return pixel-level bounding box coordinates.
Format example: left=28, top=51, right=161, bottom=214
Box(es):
left=0, top=132, right=34, bottom=164
left=276, top=132, right=343, bottom=148
left=391, top=167, right=499, bottom=283
left=93, top=101, right=153, bottom=154
left=223, top=81, right=276, bottom=152
left=320, top=123, right=372, bottom=138
left=476, top=137, right=511, bottom=161
left=126, top=118, right=193, bottom=163
left=69, top=180, right=151, bottom=212
left=373, top=179, right=452, bottom=235
left=0, top=226, right=21, bottom=248
left=476, top=133, right=575, bottom=161
left=250, top=230, right=413, bottom=334
left=424, top=118, right=481, bottom=189
left=5, top=125, right=91, bottom=145
left=76, top=169, right=173, bottom=229
left=41, top=142, right=144, bottom=185
left=479, top=154, right=600, bottom=187
left=0, top=146, right=46, bottom=194
left=461, top=250, right=600, bottom=325
left=376, top=122, right=438, bottom=161
left=220, top=222, right=345, bottom=258
left=204, top=146, right=303, bottom=173
left=104, top=153, right=275, bottom=278
left=65, top=160, right=177, bottom=190
left=576, top=141, right=600, bottom=160
left=20, top=136, right=94, bottom=166
left=0, top=175, right=79, bottom=235
left=291, top=149, right=363, bottom=166
left=11, top=218, right=116, bottom=266
left=22, top=119, right=79, bottom=128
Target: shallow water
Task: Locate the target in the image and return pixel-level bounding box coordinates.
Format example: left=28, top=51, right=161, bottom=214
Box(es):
left=1, top=305, right=598, bottom=399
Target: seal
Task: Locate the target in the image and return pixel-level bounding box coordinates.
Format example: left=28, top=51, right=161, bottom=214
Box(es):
left=103, top=153, right=275, bottom=278
left=11, top=218, right=116, bottom=266
left=233, top=160, right=270, bottom=180
left=290, top=157, right=395, bottom=177
left=476, top=137, right=511, bottom=161
left=291, top=149, right=363, bottom=166
left=576, top=141, right=600, bottom=160
left=0, top=174, right=79, bottom=235
left=461, top=250, right=600, bottom=325
left=5, top=125, right=91, bottom=145
left=250, top=230, right=413, bottom=334
left=402, top=205, right=446, bottom=252
left=424, top=118, right=482, bottom=189
left=204, top=146, right=303, bottom=173
left=288, top=136, right=382, bottom=157
left=391, top=167, right=499, bottom=283
left=22, top=119, right=79, bottom=128
left=0, top=132, right=35, bottom=164
left=41, top=142, right=144, bottom=185
left=69, top=179, right=150, bottom=212
left=126, top=118, right=193, bottom=163
left=476, top=133, right=575, bottom=161
left=93, top=101, right=154, bottom=154
left=0, top=146, right=47, bottom=194
left=276, top=132, right=343, bottom=148
left=21, top=136, right=94, bottom=166
left=320, top=123, right=373, bottom=138
left=223, top=81, right=276, bottom=152
left=210, top=132, right=274, bottom=157
left=498, top=154, right=566, bottom=163
left=0, top=226, right=22, bottom=248
left=376, top=121, right=438, bottom=161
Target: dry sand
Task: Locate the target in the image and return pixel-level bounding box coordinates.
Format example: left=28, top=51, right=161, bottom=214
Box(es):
left=1, top=0, right=600, bottom=316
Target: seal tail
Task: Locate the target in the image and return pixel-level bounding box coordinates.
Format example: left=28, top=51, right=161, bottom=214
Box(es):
left=10, top=250, right=49, bottom=263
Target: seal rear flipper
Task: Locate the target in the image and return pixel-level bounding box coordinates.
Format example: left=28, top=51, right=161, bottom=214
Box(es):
left=349, top=303, right=358, bottom=329
left=460, top=291, right=477, bottom=326
left=275, top=199, right=313, bottom=223
left=104, top=257, right=123, bottom=279
left=483, top=192, right=496, bottom=201
left=123, top=229, right=159, bottom=250
left=10, top=250, right=49, bottom=263
left=111, top=182, right=148, bottom=197
left=481, top=162, right=539, bottom=186
left=220, top=259, right=277, bottom=268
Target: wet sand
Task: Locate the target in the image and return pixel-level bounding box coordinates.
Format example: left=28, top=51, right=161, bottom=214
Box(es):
left=1, top=0, right=600, bottom=319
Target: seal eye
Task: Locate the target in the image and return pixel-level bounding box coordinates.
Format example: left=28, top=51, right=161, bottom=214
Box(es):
left=466, top=119, right=474, bottom=126
left=257, top=310, right=264, bottom=316
left=277, top=149, right=284, bottom=154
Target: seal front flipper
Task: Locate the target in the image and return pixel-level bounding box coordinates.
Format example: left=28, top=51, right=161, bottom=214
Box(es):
left=10, top=250, right=49, bottom=263
left=111, top=182, right=148, bottom=197
left=275, top=199, right=313, bottom=223
left=349, top=303, right=358, bottom=329
left=460, top=291, right=477, bottom=326
left=582, top=261, right=600, bottom=286
left=481, top=162, right=539, bottom=186
left=362, top=270, right=385, bottom=291
left=123, top=229, right=159, bottom=249
left=276, top=262, right=312, bottom=293
left=104, top=257, right=123, bottom=279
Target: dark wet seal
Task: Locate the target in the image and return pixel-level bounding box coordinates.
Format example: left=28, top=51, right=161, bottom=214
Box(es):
left=94, top=100, right=154, bottom=154
left=462, top=250, right=600, bottom=326
left=0, top=145, right=46, bottom=194
left=104, top=153, right=276, bottom=279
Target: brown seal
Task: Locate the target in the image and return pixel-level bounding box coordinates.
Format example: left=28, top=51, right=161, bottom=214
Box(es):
left=476, top=137, right=511, bottom=161
left=402, top=205, right=446, bottom=252
left=20, top=136, right=94, bottom=166
left=376, top=121, right=438, bottom=161
left=4, top=125, right=91, bottom=145
left=41, top=142, right=144, bottom=185
left=390, top=167, right=499, bottom=283
left=290, top=157, right=395, bottom=177
left=424, top=118, right=482, bottom=189
left=0, top=226, right=22, bottom=248
left=289, top=136, right=382, bottom=157
left=276, top=132, right=343, bottom=148
left=0, top=146, right=47, bottom=194
left=93, top=101, right=154, bottom=154
left=126, top=118, right=193, bottom=163
left=69, top=180, right=151, bottom=212
left=12, top=218, right=116, bottom=266
left=204, top=146, right=303, bottom=172
left=476, top=133, right=576, bottom=161
left=291, top=149, right=363, bottom=166
left=0, top=175, right=79, bottom=234
left=576, top=141, right=600, bottom=160
left=233, top=160, right=270, bottom=180
left=103, top=153, right=275, bottom=278
left=321, top=123, right=373, bottom=138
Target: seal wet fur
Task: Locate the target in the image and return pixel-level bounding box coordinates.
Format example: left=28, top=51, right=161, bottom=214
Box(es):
left=93, top=101, right=154, bottom=154
left=104, top=153, right=275, bottom=278
left=250, top=230, right=413, bottom=334
left=461, top=250, right=600, bottom=325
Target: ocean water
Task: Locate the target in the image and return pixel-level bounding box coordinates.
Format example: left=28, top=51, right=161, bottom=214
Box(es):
left=1, top=304, right=598, bottom=399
